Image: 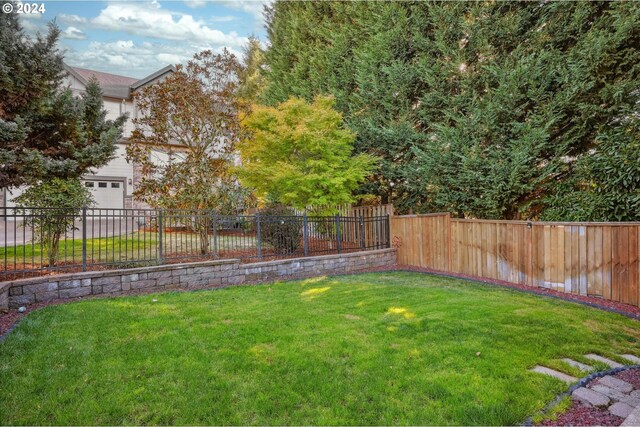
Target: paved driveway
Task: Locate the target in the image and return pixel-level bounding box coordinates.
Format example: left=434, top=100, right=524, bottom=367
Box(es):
left=1, top=218, right=143, bottom=246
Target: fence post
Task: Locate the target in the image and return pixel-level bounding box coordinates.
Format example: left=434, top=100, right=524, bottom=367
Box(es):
left=446, top=212, right=451, bottom=272
left=359, top=215, right=365, bottom=250
left=303, top=213, right=309, bottom=257
left=212, top=211, right=218, bottom=258
left=386, top=214, right=391, bottom=249
left=256, top=211, right=262, bottom=260
left=81, top=206, right=87, bottom=272
left=335, top=214, right=341, bottom=254
left=157, top=209, right=164, bottom=264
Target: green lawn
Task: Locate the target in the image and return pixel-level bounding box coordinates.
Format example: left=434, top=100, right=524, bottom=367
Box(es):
left=1, top=271, right=638, bottom=425
left=0, top=232, right=261, bottom=267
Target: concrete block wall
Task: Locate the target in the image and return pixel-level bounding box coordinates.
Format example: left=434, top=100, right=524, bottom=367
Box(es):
left=0, top=249, right=396, bottom=311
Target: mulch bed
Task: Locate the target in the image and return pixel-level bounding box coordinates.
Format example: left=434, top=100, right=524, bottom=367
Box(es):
left=536, top=368, right=640, bottom=426
left=538, top=400, right=625, bottom=426
left=617, top=368, right=640, bottom=390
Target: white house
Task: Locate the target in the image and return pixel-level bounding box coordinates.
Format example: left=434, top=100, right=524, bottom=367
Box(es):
left=2, top=64, right=176, bottom=210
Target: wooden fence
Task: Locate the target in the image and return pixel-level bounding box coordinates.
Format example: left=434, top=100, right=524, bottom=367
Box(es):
left=390, top=213, right=640, bottom=307
left=293, top=204, right=394, bottom=247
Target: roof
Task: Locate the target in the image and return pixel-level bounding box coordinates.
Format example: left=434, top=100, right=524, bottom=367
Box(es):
left=64, top=64, right=176, bottom=100
left=131, top=65, right=176, bottom=90
left=68, top=66, right=139, bottom=87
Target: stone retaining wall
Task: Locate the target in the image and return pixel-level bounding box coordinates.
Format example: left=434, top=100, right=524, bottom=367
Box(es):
left=0, top=249, right=396, bottom=311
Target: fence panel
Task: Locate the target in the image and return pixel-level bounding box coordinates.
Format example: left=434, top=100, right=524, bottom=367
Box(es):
left=0, top=208, right=390, bottom=280
left=391, top=214, right=640, bottom=307
left=390, top=213, right=449, bottom=271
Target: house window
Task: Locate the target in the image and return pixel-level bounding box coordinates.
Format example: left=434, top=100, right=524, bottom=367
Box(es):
left=98, top=182, right=107, bottom=188
left=111, top=182, right=120, bottom=188
left=85, top=182, right=94, bottom=188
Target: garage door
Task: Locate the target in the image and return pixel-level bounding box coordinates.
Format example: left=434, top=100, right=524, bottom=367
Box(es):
left=4, top=186, right=26, bottom=208
left=84, top=180, right=124, bottom=209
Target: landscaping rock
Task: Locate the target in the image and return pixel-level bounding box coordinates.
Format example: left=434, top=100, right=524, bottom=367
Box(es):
left=572, top=387, right=610, bottom=408
left=591, top=384, right=629, bottom=402
left=622, top=405, right=640, bottom=427
left=585, top=354, right=624, bottom=368
left=598, top=375, right=634, bottom=394
left=562, top=358, right=594, bottom=372
left=531, top=366, right=578, bottom=384
left=621, top=396, right=640, bottom=408
left=631, top=390, right=640, bottom=399
left=609, top=402, right=635, bottom=419
left=620, top=354, right=640, bottom=365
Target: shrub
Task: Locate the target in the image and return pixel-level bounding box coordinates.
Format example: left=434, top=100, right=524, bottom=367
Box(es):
left=259, top=204, right=302, bottom=255
left=13, top=178, right=94, bottom=266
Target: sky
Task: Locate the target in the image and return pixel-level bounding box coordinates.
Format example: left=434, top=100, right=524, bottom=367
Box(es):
left=18, top=0, right=269, bottom=78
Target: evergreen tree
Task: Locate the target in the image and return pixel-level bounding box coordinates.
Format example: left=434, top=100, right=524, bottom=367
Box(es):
left=263, top=1, right=640, bottom=220
left=237, top=36, right=268, bottom=103
left=0, top=4, right=124, bottom=188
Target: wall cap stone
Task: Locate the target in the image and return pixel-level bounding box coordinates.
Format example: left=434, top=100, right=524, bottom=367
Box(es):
left=242, top=249, right=396, bottom=269
left=3, top=249, right=397, bottom=311
left=1, top=258, right=240, bottom=287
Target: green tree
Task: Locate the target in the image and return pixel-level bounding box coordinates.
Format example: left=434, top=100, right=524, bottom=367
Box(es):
left=0, top=5, right=124, bottom=188
left=263, top=1, right=640, bottom=220
left=259, top=203, right=302, bottom=254
left=541, top=115, right=640, bottom=222
left=238, top=36, right=268, bottom=103
left=14, top=179, right=93, bottom=267
left=237, top=96, right=376, bottom=214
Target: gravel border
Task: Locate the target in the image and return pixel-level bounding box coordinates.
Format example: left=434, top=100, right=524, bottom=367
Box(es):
left=526, top=366, right=640, bottom=426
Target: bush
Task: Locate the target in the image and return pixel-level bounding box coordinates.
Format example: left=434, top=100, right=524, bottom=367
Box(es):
left=14, top=179, right=94, bottom=266
left=259, top=204, right=302, bottom=255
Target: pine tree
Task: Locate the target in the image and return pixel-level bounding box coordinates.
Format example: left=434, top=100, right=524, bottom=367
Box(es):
left=263, top=1, right=640, bottom=220
left=0, top=5, right=124, bottom=188
left=237, top=36, right=268, bottom=103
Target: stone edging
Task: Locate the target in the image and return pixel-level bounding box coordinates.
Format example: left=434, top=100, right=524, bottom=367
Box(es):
left=0, top=249, right=397, bottom=311
left=522, top=365, right=640, bottom=426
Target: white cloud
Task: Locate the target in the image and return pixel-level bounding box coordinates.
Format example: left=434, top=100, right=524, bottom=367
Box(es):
left=91, top=3, right=247, bottom=48
left=208, top=15, right=237, bottom=23
left=157, top=53, right=183, bottom=64
left=58, top=14, right=88, bottom=25
left=62, top=26, right=86, bottom=40
left=184, top=0, right=206, bottom=8
left=17, top=12, right=42, bottom=35
left=63, top=39, right=241, bottom=78
left=19, top=2, right=254, bottom=78
left=219, top=0, right=270, bottom=21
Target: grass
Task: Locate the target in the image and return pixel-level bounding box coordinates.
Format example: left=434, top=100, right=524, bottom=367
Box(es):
left=0, top=232, right=261, bottom=267
left=0, top=271, right=638, bottom=425
left=0, top=232, right=159, bottom=264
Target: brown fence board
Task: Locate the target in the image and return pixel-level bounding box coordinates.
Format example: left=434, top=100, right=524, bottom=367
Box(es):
left=391, top=214, right=640, bottom=307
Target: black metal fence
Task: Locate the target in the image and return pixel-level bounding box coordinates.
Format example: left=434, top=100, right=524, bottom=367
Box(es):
left=0, top=207, right=390, bottom=280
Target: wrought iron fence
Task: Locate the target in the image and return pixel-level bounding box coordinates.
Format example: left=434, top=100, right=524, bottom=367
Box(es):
left=0, top=207, right=390, bottom=280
